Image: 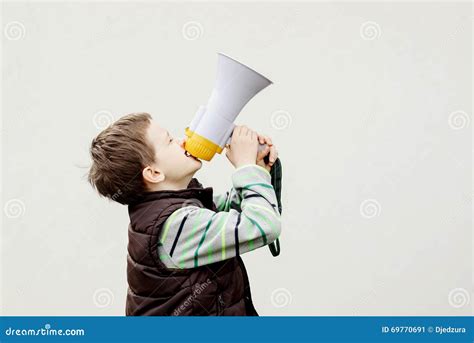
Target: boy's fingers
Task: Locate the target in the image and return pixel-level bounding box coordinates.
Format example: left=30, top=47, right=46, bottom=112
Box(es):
left=234, top=126, right=241, bottom=136
left=269, top=146, right=277, bottom=163
left=257, top=146, right=270, bottom=159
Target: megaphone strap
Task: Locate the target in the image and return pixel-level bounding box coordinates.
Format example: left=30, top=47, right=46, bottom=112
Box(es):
left=268, top=158, right=282, bottom=257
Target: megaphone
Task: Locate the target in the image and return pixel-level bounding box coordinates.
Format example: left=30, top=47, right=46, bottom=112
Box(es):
left=184, top=53, right=273, bottom=161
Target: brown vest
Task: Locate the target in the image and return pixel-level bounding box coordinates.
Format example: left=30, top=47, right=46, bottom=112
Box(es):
left=125, top=178, right=259, bottom=316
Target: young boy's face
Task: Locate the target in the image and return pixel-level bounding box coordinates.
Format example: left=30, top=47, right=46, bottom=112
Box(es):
left=146, top=119, right=202, bottom=182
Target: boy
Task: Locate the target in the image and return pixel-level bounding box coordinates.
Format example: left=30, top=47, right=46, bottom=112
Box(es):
left=88, top=112, right=281, bottom=316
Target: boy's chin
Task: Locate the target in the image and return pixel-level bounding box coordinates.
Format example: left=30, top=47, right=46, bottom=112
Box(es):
left=193, top=159, right=203, bottom=170
left=188, top=157, right=202, bottom=171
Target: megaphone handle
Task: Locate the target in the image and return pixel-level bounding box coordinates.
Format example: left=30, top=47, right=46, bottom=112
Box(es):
left=268, top=157, right=282, bottom=257
left=258, top=143, right=271, bottom=164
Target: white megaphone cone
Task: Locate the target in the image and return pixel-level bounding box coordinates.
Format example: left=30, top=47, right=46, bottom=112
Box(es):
left=184, top=53, right=272, bottom=161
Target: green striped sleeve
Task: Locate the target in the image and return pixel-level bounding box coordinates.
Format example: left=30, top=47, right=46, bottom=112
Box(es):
left=156, top=165, right=281, bottom=269
left=213, top=188, right=241, bottom=212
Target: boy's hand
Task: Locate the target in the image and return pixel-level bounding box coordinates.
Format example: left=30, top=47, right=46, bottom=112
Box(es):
left=256, top=133, right=278, bottom=172
left=225, top=125, right=258, bottom=169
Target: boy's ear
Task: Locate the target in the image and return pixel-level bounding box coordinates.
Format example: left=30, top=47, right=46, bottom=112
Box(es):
left=142, top=166, right=165, bottom=185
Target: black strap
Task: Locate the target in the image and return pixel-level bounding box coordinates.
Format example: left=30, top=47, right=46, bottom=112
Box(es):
left=268, top=158, right=282, bottom=257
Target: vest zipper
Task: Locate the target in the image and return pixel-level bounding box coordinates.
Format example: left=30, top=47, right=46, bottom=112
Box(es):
left=236, top=256, right=258, bottom=315
left=217, top=294, right=225, bottom=315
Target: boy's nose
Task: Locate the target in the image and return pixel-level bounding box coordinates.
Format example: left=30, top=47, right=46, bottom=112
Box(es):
left=179, top=138, right=186, bottom=149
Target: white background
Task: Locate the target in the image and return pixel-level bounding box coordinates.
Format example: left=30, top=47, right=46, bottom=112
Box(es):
left=2, top=1, right=472, bottom=315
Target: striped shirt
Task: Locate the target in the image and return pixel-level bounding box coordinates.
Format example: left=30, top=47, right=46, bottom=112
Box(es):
left=157, top=164, right=282, bottom=269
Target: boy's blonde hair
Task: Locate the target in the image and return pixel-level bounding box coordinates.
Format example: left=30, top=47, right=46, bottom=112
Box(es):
left=88, top=112, right=155, bottom=205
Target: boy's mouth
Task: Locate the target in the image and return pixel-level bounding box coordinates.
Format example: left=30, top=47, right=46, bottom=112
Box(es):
left=184, top=150, right=200, bottom=161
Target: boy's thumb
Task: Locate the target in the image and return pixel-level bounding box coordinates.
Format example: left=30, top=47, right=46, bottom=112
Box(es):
left=258, top=146, right=270, bottom=157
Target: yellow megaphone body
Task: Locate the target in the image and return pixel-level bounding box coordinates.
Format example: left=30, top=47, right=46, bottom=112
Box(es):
left=184, top=53, right=272, bottom=161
